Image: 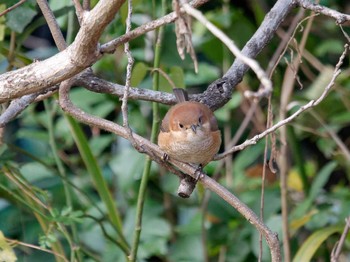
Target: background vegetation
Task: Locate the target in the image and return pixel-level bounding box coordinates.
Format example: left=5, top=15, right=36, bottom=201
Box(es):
left=0, top=0, right=349, bottom=261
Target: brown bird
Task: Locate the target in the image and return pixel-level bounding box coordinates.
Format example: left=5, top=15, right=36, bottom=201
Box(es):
left=158, top=88, right=221, bottom=169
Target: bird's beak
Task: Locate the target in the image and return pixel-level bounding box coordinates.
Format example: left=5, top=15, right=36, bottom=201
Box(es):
left=191, top=124, right=197, bottom=134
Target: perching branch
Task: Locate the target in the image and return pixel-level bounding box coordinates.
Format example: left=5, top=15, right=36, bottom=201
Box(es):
left=2, top=0, right=350, bottom=117
left=58, top=77, right=282, bottom=261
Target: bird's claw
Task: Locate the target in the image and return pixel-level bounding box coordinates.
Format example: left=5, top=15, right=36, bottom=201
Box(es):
left=161, top=153, right=169, bottom=161
left=194, top=164, right=203, bottom=182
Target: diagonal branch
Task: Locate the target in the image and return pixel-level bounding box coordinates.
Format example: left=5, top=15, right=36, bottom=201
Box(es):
left=100, top=0, right=209, bottom=54
left=58, top=77, right=281, bottom=262
left=215, top=44, right=349, bottom=160
left=0, top=0, right=126, bottom=102
left=297, top=0, right=350, bottom=24
left=36, top=0, right=67, bottom=51
left=182, top=3, right=272, bottom=98
left=0, top=0, right=27, bottom=17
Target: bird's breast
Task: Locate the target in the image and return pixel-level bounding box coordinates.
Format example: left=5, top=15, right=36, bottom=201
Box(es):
left=158, top=129, right=221, bottom=165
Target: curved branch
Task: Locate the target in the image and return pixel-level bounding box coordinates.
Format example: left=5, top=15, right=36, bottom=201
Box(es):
left=0, top=0, right=126, bottom=102
left=59, top=79, right=281, bottom=261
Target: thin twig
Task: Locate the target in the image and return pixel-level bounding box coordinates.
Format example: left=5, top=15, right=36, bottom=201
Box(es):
left=72, top=0, right=84, bottom=23
left=279, top=10, right=316, bottom=262
left=297, top=0, right=350, bottom=24
left=121, top=0, right=138, bottom=149
left=6, top=238, right=69, bottom=262
left=309, top=110, right=350, bottom=161
left=331, top=217, right=350, bottom=262
left=216, top=44, right=349, bottom=159
left=36, top=0, right=67, bottom=51
left=83, top=0, right=91, bottom=10
left=151, top=68, right=177, bottom=89
left=100, top=0, right=209, bottom=54
left=182, top=3, right=272, bottom=99
left=0, top=0, right=27, bottom=17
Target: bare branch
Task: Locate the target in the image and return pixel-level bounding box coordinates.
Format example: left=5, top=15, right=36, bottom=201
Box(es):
left=121, top=0, right=138, bottom=147
left=72, top=0, right=84, bottom=23
left=83, top=0, right=91, bottom=11
left=36, top=0, right=67, bottom=51
left=198, top=0, right=296, bottom=110
left=331, top=217, right=350, bottom=262
left=0, top=0, right=27, bottom=17
left=100, top=0, right=209, bottom=54
left=0, top=0, right=126, bottom=102
left=181, top=4, right=273, bottom=98
left=215, top=44, right=349, bottom=160
left=297, top=0, right=350, bottom=24
left=58, top=77, right=281, bottom=262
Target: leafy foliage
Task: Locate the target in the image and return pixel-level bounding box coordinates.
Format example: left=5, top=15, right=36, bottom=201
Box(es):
left=0, top=0, right=350, bottom=261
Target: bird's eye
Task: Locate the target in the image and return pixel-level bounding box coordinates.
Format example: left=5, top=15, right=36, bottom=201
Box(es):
left=198, top=117, right=202, bottom=124
left=179, top=123, right=184, bottom=128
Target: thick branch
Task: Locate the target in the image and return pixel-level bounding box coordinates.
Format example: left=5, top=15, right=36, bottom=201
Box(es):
left=197, top=0, right=296, bottom=110
left=0, top=0, right=126, bottom=102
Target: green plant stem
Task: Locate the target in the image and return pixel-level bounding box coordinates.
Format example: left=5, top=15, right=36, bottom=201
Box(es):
left=64, top=115, right=130, bottom=255
left=287, top=125, right=309, bottom=194
left=1, top=167, right=67, bottom=261
left=129, top=2, right=165, bottom=260
left=44, top=99, right=82, bottom=261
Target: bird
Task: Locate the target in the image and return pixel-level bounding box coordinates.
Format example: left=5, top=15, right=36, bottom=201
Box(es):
left=158, top=88, right=221, bottom=170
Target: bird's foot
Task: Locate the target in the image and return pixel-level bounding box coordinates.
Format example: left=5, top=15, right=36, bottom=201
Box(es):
left=194, top=164, right=203, bottom=182
left=161, top=153, right=169, bottom=161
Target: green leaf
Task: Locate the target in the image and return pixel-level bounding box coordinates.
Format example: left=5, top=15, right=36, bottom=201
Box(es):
left=131, top=62, right=148, bottom=87
left=215, top=92, right=242, bottom=121
left=20, top=162, right=54, bottom=182
left=309, top=161, right=337, bottom=200
left=291, top=162, right=337, bottom=219
left=0, top=5, right=5, bottom=42
left=169, top=235, right=204, bottom=262
left=331, top=111, right=350, bottom=125
left=169, top=66, right=185, bottom=88
left=290, top=209, right=318, bottom=236
left=141, top=217, right=171, bottom=238
left=159, top=66, right=185, bottom=92
left=315, top=39, right=344, bottom=56
left=119, top=0, right=142, bottom=25
left=185, top=63, right=220, bottom=85
left=6, top=5, right=37, bottom=33
left=49, top=0, right=72, bottom=28
left=293, top=226, right=342, bottom=262
left=89, top=135, right=114, bottom=157
left=0, top=24, right=5, bottom=42
left=108, top=147, right=144, bottom=191
left=0, top=231, right=17, bottom=262
left=303, top=66, right=334, bottom=100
